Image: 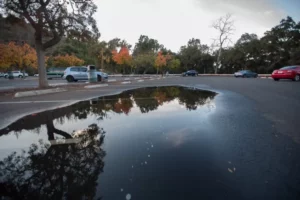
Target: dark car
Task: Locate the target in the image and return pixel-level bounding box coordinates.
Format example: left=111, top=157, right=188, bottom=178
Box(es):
left=234, top=70, right=258, bottom=78
left=271, top=66, right=300, bottom=81
left=182, top=70, right=198, bottom=76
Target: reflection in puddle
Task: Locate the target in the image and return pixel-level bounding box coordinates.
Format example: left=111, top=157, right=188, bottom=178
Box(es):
left=0, top=86, right=217, bottom=199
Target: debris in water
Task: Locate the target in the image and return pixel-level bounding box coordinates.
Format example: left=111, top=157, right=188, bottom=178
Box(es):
left=126, top=193, right=131, bottom=200
left=233, top=167, right=236, bottom=172
left=132, top=165, right=134, bottom=168
left=148, top=155, right=150, bottom=157
left=228, top=161, right=231, bottom=164
left=145, top=161, right=147, bottom=164
left=228, top=168, right=233, bottom=173
left=120, top=188, right=123, bottom=192
left=151, top=145, right=154, bottom=148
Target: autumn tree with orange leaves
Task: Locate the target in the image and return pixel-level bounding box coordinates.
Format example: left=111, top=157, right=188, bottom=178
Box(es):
left=154, top=51, right=172, bottom=74
left=0, top=42, right=37, bottom=72
left=112, top=47, right=132, bottom=74
left=50, top=54, right=85, bottom=68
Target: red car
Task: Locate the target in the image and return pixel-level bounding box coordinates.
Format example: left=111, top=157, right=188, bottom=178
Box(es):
left=272, top=66, right=300, bottom=81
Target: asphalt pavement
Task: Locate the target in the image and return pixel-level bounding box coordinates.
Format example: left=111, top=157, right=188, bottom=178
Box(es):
left=0, top=76, right=128, bottom=90
left=0, top=76, right=300, bottom=199
left=0, top=76, right=299, bottom=142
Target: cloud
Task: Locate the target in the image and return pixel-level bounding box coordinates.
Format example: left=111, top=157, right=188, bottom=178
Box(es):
left=94, top=0, right=297, bottom=52
left=194, top=0, right=286, bottom=27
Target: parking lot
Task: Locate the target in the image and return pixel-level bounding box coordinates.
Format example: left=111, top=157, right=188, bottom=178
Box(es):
left=0, top=76, right=299, bottom=199
left=0, top=76, right=130, bottom=90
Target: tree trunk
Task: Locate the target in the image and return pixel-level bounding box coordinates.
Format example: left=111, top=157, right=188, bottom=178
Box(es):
left=156, top=67, right=158, bottom=74
left=36, top=41, right=48, bottom=88
left=215, top=48, right=222, bottom=74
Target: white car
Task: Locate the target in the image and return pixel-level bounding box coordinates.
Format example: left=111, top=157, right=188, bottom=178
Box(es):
left=4, top=71, right=29, bottom=78
left=63, top=66, right=108, bottom=82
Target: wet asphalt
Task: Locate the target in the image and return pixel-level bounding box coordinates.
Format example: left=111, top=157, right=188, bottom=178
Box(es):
left=0, top=76, right=299, bottom=199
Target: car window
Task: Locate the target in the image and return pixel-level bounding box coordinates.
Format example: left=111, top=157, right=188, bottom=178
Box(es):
left=70, top=67, right=78, bottom=72
left=280, top=66, right=297, bottom=70
left=79, top=68, right=87, bottom=72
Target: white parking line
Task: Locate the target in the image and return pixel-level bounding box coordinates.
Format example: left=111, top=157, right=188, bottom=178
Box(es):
left=0, top=100, right=73, bottom=104
left=121, top=81, right=131, bottom=84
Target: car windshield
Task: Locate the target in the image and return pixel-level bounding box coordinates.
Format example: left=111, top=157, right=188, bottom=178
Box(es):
left=280, top=66, right=297, bottom=70
left=1, top=1, right=300, bottom=199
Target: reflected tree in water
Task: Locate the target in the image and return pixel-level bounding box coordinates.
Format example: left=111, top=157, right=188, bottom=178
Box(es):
left=0, top=124, right=106, bottom=200
left=0, top=86, right=217, bottom=137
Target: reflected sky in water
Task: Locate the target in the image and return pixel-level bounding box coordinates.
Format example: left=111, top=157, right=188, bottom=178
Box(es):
left=0, top=86, right=223, bottom=199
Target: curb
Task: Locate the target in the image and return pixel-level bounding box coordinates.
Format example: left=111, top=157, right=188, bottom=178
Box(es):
left=14, top=88, right=67, bottom=98
left=84, top=84, right=108, bottom=89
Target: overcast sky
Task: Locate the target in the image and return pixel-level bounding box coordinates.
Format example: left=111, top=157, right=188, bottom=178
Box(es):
left=95, top=0, right=300, bottom=52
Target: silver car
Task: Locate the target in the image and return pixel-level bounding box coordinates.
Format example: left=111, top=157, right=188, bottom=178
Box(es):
left=63, top=66, right=108, bottom=82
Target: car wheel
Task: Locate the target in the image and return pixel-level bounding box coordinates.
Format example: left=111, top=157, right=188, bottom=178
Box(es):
left=66, top=75, right=74, bottom=82
left=293, top=74, right=300, bottom=82
left=97, top=75, right=102, bottom=82
left=242, top=75, right=246, bottom=78
left=18, top=75, right=23, bottom=78
left=273, top=78, right=279, bottom=81
left=4, top=75, right=8, bottom=78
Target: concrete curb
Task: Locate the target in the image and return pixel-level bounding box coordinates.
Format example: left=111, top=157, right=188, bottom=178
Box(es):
left=14, top=88, right=67, bottom=98
left=121, top=81, right=131, bottom=84
left=84, top=84, right=108, bottom=89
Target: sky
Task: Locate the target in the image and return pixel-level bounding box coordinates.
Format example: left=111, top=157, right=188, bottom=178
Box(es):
left=95, top=0, right=300, bottom=52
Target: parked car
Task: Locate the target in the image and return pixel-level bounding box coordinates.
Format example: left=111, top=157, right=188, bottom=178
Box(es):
left=63, top=66, right=108, bottom=82
left=4, top=71, right=28, bottom=78
left=272, top=66, right=300, bottom=81
left=234, top=70, right=258, bottom=78
left=0, top=72, right=4, bottom=77
left=182, top=70, right=198, bottom=76
left=47, top=67, right=66, bottom=79
left=34, top=74, right=39, bottom=77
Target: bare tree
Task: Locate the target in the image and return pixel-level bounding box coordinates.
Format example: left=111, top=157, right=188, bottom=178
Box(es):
left=1, top=0, right=99, bottom=88
left=212, top=14, right=235, bottom=74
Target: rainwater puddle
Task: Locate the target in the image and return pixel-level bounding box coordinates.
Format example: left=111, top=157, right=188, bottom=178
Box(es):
left=0, top=86, right=218, bottom=199
left=3, top=86, right=296, bottom=199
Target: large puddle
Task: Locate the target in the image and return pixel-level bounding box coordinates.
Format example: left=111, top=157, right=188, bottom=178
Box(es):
left=0, top=86, right=219, bottom=199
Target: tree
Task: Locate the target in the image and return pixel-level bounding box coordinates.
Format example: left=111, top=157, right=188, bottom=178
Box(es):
left=1, top=0, right=99, bottom=88
left=154, top=51, right=167, bottom=74
left=133, top=35, right=161, bottom=56
left=0, top=42, right=37, bottom=72
left=132, top=52, right=156, bottom=74
left=51, top=54, right=84, bottom=67
left=212, top=13, right=235, bottom=74
left=179, top=38, right=212, bottom=73
left=168, top=58, right=181, bottom=71
left=112, top=46, right=132, bottom=74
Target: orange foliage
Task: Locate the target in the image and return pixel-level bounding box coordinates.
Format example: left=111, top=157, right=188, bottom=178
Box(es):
left=113, top=98, right=133, bottom=115
left=0, top=42, right=37, bottom=71
left=154, top=51, right=167, bottom=70
left=112, top=47, right=132, bottom=65
left=52, top=54, right=84, bottom=67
